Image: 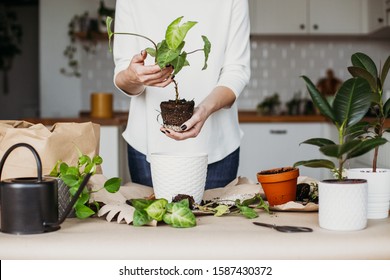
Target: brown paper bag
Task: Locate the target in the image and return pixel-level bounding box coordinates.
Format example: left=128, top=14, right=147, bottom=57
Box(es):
left=0, top=121, right=101, bottom=180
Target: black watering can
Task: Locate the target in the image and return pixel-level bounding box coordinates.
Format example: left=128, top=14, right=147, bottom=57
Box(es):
left=0, top=143, right=91, bottom=234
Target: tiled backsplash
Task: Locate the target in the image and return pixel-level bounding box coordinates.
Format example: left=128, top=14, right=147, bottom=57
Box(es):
left=81, top=37, right=390, bottom=112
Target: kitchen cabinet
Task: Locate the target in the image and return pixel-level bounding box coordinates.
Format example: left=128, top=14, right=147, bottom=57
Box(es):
left=99, top=125, right=130, bottom=182
left=363, top=0, right=388, bottom=33
left=238, top=123, right=328, bottom=182
left=249, top=0, right=363, bottom=35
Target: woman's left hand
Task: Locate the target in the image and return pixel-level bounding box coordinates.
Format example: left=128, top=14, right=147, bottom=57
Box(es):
left=160, top=106, right=209, bottom=140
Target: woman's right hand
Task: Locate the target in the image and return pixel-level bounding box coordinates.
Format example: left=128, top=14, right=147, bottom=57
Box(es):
left=116, top=50, right=174, bottom=95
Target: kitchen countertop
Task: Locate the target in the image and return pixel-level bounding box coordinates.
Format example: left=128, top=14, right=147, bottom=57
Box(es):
left=1, top=210, right=389, bottom=260
left=22, top=111, right=390, bottom=126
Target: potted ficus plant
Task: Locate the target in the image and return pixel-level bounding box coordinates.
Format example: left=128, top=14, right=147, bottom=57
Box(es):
left=345, top=52, right=390, bottom=219
left=106, top=16, right=211, bottom=131
left=49, top=147, right=121, bottom=219
left=294, top=72, right=386, bottom=231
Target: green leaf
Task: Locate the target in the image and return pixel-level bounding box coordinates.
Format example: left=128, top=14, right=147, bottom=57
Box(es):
left=130, top=199, right=154, bottom=210
left=65, top=166, right=79, bottom=177
left=61, top=174, right=79, bottom=187
left=214, top=205, right=230, bottom=217
left=59, top=162, right=69, bottom=176
left=84, top=162, right=96, bottom=174
left=79, top=155, right=91, bottom=165
left=300, top=137, right=336, bottom=147
left=145, top=199, right=168, bottom=221
left=172, top=51, right=188, bottom=75
left=384, top=97, right=390, bottom=118
left=156, top=40, right=180, bottom=68
left=347, top=66, right=377, bottom=91
left=301, top=76, right=335, bottom=122
left=163, top=202, right=196, bottom=228
left=133, top=209, right=153, bottom=226
left=106, top=16, right=114, bottom=52
left=75, top=204, right=95, bottom=219
left=294, top=159, right=335, bottom=169
left=380, top=55, right=390, bottom=87
left=165, top=16, right=197, bottom=50
left=49, top=160, right=61, bottom=177
left=104, top=177, right=121, bottom=193
left=333, top=77, right=371, bottom=127
left=351, top=52, right=378, bottom=79
left=237, top=205, right=258, bottom=219
left=347, top=137, right=387, bottom=159
left=92, top=155, right=103, bottom=165
left=201, top=35, right=211, bottom=70
left=145, top=47, right=156, bottom=57
left=75, top=192, right=90, bottom=206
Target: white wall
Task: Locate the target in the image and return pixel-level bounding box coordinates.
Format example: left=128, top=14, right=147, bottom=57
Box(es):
left=39, top=0, right=116, bottom=117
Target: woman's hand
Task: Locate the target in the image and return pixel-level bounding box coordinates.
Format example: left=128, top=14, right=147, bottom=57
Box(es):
left=160, top=106, right=209, bottom=140
left=116, top=50, right=174, bottom=95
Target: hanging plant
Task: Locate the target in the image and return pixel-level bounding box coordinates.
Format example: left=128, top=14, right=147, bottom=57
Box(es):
left=0, top=4, right=23, bottom=95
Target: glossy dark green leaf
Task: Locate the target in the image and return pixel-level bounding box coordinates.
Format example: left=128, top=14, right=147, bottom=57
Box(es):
left=333, top=77, right=371, bottom=127
left=351, top=52, right=378, bottom=79
left=347, top=66, right=376, bottom=91
left=293, top=159, right=335, bottom=169
left=300, top=138, right=336, bottom=147
left=301, top=76, right=335, bottom=122
left=348, top=137, right=388, bottom=159
left=384, top=98, right=390, bottom=118
left=380, top=55, right=390, bottom=87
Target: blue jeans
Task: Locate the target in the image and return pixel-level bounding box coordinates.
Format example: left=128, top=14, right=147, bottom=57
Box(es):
left=127, top=145, right=240, bottom=190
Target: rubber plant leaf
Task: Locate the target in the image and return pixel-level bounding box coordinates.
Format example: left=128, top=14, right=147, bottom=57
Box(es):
left=347, top=66, right=377, bottom=92
left=165, top=16, right=197, bottom=50
left=300, top=137, right=336, bottom=147
left=301, top=75, right=335, bottom=122
left=332, top=77, right=371, bottom=127
left=380, top=55, right=390, bottom=87
left=320, top=140, right=362, bottom=158
left=384, top=98, right=390, bottom=118
left=294, top=159, right=335, bottom=169
left=351, top=52, right=378, bottom=79
left=347, top=137, right=388, bottom=159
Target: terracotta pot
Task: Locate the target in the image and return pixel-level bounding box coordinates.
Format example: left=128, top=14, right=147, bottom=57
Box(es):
left=257, top=167, right=299, bottom=206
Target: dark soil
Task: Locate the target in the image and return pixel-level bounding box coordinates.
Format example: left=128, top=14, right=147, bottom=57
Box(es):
left=172, top=194, right=195, bottom=209
left=258, top=167, right=296, bottom=175
left=160, top=99, right=194, bottom=131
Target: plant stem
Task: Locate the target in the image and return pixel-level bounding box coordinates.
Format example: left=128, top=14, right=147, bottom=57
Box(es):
left=112, top=32, right=158, bottom=51
left=186, top=48, right=204, bottom=55
left=173, top=78, right=179, bottom=102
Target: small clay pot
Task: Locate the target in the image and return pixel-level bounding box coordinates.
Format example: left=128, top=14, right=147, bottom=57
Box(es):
left=160, top=99, right=194, bottom=132
left=257, top=167, right=299, bottom=206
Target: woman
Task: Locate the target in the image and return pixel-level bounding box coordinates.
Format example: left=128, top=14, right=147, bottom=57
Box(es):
left=113, top=0, right=250, bottom=189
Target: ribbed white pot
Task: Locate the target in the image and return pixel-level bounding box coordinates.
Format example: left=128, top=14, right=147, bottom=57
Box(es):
left=150, top=153, right=208, bottom=204
left=319, top=179, right=367, bottom=231
left=346, top=168, right=390, bottom=219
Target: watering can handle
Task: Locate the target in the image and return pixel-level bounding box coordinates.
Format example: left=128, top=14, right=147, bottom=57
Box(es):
left=0, top=143, right=43, bottom=182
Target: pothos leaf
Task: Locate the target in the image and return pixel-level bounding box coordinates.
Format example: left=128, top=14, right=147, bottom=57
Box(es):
left=104, top=177, right=121, bottom=193
left=75, top=204, right=95, bottom=219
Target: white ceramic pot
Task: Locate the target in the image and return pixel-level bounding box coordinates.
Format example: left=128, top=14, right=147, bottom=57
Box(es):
left=150, top=153, right=208, bottom=204
left=346, top=168, right=390, bottom=219
left=318, top=179, right=367, bottom=231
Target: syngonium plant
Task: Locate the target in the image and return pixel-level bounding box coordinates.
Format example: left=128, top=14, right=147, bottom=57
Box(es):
left=347, top=52, right=390, bottom=172
left=294, top=74, right=387, bottom=181
left=106, top=16, right=211, bottom=102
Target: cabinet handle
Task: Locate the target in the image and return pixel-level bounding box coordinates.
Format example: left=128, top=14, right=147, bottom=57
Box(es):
left=378, top=18, right=384, bottom=23
left=313, top=24, right=319, bottom=30
left=299, top=24, right=305, bottom=30
left=270, top=130, right=287, bottom=135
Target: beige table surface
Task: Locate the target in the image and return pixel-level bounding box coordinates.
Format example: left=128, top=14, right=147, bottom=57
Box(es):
left=1, top=211, right=389, bottom=260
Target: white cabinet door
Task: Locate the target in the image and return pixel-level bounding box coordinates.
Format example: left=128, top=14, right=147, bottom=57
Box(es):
left=309, top=0, right=363, bottom=34
left=249, top=0, right=308, bottom=34
left=250, top=0, right=363, bottom=35
left=364, top=0, right=387, bottom=33
left=238, top=123, right=327, bottom=182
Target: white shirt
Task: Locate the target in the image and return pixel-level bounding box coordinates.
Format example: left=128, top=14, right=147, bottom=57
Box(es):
left=113, top=0, right=250, bottom=164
